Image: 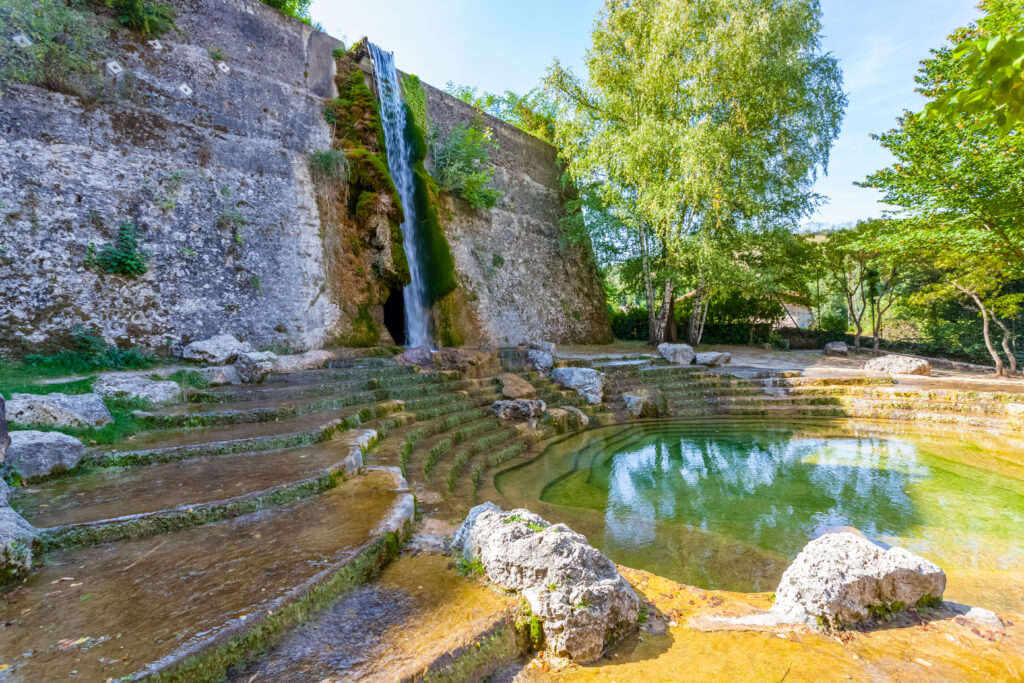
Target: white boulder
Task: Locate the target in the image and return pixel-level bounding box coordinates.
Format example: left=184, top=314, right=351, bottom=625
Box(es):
left=453, top=504, right=640, bottom=662
left=272, top=349, right=334, bottom=373
left=824, top=341, right=848, bottom=357
left=234, top=351, right=279, bottom=383
left=550, top=367, right=605, bottom=405
left=182, top=334, right=254, bottom=364
left=771, top=531, right=946, bottom=628
left=492, top=399, right=546, bottom=422
left=6, top=393, right=112, bottom=428
left=195, top=365, right=242, bottom=385
left=695, top=351, right=731, bottom=367
left=6, top=430, right=86, bottom=479
left=0, top=506, right=34, bottom=583
left=93, top=374, right=181, bottom=406
left=657, top=343, right=696, bottom=365
left=396, top=345, right=433, bottom=368
left=863, top=354, right=930, bottom=376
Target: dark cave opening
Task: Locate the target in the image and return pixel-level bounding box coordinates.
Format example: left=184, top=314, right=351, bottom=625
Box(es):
left=382, top=288, right=406, bottom=346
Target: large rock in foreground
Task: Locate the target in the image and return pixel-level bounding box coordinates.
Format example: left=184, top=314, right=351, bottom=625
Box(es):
left=6, top=430, right=86, bottom=479
left=7, top=393, right=112, bottom=428
left=863, top=354, right=930, bottom=376
left=93, top=374, right=181, bottom=406
left=550, top=367, right=605, bottom=404
left=658, top=343, right=696, bottom=365
left=771, top=531, right=946, bottom=628
left=453, top=504, right=640, bottom=662
left=182, top=334, right=254, bottom=364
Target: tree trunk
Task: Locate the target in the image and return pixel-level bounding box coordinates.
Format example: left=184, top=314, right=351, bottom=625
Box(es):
left=992, top=314, right=1018, bottom=376
left=653, top=279, right=674, bottom=344
left=639, top=226, right=657, bottom=345
left=687, top=280, right=706, bottom=346
left=972, top=296, right=1004, bottom=377
left=665, top=297, right=678, bottom=342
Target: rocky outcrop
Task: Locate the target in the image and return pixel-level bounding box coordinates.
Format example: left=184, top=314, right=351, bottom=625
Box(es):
left=863, top=355, right=931, bottom=376
left=196, top=365, right=242, bottom=386
left=272, top=349, right=334, bottom=373
left=492, top=399, right=546, bottom=422
left=551, top=367, right=605, bottom=404
left=234, top=351, right=279, bottom=383
left=0, top=506, right=34, bottom=585
left=396, top=345, right=433, bottom=369
left=658, top=343, right=696, bottom=365
left=695, top=351, right=731, bottom=367
left=453, top=504, right=640, bottom=662
left=6, top=430, right=87, bottom=479
left=517, top=342, right=555, bottom=373
left=771, top=531, right=946, bottom=628
left=93, top=374, right=181, bottom=406
left=182, top=334, right=254, bottom=365
left=7, top=393, right=112, bottom=428
left=433, top=347, right=500, bottom=378
left=824, top=341, right=848, bottom=357
left=499, top=373, right=536, bottom=399
left=622, top=388, right=664, bottom=418
left=0, top=396, right=9, bottom=464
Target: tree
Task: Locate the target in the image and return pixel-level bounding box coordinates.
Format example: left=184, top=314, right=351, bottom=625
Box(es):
left=863, top=0, right=1024, bottom=266
left=545, top=0, right=845, bottom=344
left=822, top=229, right=870, bottom=350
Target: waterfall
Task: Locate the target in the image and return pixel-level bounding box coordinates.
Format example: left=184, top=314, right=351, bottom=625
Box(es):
left=367, top=42, right=431, bottom=348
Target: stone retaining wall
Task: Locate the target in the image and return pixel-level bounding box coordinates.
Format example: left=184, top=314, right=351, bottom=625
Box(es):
left=0, top=0, right=611, bottom=353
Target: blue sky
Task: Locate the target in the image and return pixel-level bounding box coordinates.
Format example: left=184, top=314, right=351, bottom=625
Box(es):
left=311, top=1, right=982, bottom=227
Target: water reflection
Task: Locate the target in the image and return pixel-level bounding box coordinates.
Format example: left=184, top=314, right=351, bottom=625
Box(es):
left=498, top=421, right=1024, bottom=594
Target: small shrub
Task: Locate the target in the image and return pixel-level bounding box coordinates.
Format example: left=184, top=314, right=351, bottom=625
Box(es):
left=88, top=222, right=149, bottom=277
left=165, top=369, right=210, bottom=390
left=0, top=0, right=105, bottom=95
left=430, top=116, right=503, bottom=210
left=526, top=522, right=545, bottom=533
left=103, top=0, right=178, bottom=37
left=308, top=149, right=350, bottom=184
left=259, top=0, right=314, bottom=24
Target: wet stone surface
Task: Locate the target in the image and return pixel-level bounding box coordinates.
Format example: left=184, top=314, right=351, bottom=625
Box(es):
left=0, top=470, right=398, bottom=682
left=14, top=438, right=364, bottom=528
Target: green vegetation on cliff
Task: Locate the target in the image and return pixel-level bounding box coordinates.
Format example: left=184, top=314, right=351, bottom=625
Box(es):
left=402, top=73, right=459, bottom=306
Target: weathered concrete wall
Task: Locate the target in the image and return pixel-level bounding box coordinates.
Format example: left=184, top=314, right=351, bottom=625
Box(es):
left=0, top=0, right=344, bottom=354
left=422, top=84, right=612, bottom=346
left=0, top=0, right=610, bottom=353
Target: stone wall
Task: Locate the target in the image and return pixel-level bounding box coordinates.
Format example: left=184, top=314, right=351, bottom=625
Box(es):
left=422, top=82, right=612, bottom=346
left=0, top=0, right=610, bottom=354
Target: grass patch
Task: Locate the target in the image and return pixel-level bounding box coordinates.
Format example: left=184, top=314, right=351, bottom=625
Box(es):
left=9, top=396, right=152, bottom=446
left=455, top=553, right=485, bottom=578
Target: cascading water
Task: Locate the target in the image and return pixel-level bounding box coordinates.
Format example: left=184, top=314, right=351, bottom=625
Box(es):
left=368, top=42, right=431, bottom=348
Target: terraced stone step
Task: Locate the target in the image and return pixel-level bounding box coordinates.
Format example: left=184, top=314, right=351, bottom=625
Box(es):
left=229, top=552, right=520, bottom=682
left=13, top=425, right=388, bottom=533
left=724, top=403, right=1024, bottom=430
left=0, top=469, right=412, bottom=682
left=91, top=400, right=404, bottom=467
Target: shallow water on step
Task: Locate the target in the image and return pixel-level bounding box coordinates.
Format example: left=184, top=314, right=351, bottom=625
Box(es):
left=0, top=469, right=398, bottom=682
left=93, top=408, right=349, bottom=452
left=231, top=553, right=513, bottom=681
left=15, top=438, right=364, bottom=527
left=494, top=419, right=1024, bottom=612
